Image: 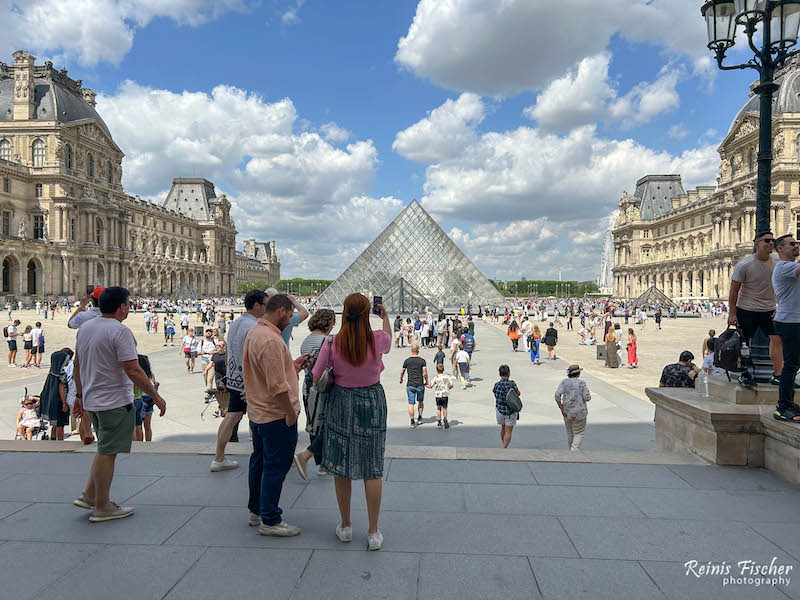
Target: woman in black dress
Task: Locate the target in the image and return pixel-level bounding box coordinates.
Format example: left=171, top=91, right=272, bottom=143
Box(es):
left=543, top=322, right=558, bottom=360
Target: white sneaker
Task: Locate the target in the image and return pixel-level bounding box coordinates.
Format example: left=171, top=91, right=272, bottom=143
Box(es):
left=210, top=459, right=239, bottom=472
left=8, top=363, right=15, bottom=368
left=259, top=521, right=301, bottom=537
left=367, top=530, right=383, bottom=551
left=336, top=524, right=353, bottom=542
left=248, top=512, right=261, bottom=527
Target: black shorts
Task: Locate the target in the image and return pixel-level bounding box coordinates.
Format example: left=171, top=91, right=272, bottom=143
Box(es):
left=436, top=396, right=449, bottom=408
left=23, top=341, right=32, bottom=350
left=736, top=307, right=776, bottom=340
left=31, top=346, right=40, bottom=354
left=181, top=325, right=189, bottom=331
left=228, top=389, right=247, bottom=413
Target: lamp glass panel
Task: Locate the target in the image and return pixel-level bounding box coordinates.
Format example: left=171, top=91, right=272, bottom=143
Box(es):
left=733, top=0, right=767, bottom=14
left=771, top=4, right=800, bottom=45
left=705, top=1, right=737, bottom=46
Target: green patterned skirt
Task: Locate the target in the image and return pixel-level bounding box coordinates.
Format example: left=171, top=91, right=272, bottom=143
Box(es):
left=322, top=383, right=387, bottom=480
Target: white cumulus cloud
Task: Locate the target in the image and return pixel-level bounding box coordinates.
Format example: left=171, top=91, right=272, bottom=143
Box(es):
left=0, top=0, right=251, bottom=66
left=393, top=93, right=484, bottom=163
left=395, top=0, right=707, bottom=96
left=319, top=122, right=351, bottom=143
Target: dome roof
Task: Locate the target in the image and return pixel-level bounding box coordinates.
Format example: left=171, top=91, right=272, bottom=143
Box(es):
left=0, top=60, right=111, bottom=137
left=729, top=58, right=800, bottom=133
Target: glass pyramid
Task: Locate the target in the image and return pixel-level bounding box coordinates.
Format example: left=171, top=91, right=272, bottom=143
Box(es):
left=631, top=285, right=674, bottom=308
left=317, top=200, right=506, bottom=313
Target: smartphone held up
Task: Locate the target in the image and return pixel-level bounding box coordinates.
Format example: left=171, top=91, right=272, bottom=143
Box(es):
left=372, top=296, right=383, bottom=316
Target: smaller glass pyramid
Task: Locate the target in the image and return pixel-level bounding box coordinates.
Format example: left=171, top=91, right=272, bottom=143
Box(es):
left=317, top=200, right=506, bottom=312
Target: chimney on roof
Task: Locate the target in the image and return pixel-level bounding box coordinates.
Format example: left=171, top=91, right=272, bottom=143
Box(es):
left=11, top=51, right=35, bottom=121
left=81, top=88, right=96, bottom=108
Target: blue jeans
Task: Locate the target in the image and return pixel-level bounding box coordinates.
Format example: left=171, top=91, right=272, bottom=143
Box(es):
left=406, top=385, right=425, bottom=404
left=775, top=322, right=800, bottom=410
left=248, top=418, right=297, bottom=526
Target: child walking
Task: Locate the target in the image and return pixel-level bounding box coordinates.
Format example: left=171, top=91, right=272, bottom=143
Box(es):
left=492, top=364, right=521, bottom=448
left=554, top=364, right=591, bottom=451
left=429, top=364, right=454, bottom=429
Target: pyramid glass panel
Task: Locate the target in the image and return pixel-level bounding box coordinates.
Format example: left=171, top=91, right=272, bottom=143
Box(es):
left=631, top=285, right=675, bottom=308
left=317, top=200, right=506, bottom=312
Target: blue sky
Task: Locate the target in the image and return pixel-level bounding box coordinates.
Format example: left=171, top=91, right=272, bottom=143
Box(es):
left=0, top=0, right=768, bottom=280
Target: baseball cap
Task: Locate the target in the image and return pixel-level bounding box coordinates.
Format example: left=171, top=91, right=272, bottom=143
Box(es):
left=264, top=287, right=279, bottom=297
left=679, top=350, right=694, bottom=362
left=91, top=286, right=106, bottom=300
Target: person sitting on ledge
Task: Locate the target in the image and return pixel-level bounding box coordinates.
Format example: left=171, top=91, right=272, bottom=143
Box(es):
left=659, top=351, right=701, bottom=389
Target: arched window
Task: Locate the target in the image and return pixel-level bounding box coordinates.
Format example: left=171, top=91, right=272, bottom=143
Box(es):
left=748, top=148, right=755, bottom=172
left=0, top=139, right=10, bottom=161
left=65, top=144, right=73, bottom=169
left=106, top=162, right=112, bottom=184
left=32, top=139, right=45, bottom=167
left=87, top=153, right=94, bottom=177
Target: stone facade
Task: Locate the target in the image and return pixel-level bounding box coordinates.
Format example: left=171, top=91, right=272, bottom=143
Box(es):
left=612, top=57, right=800, bottom=300
left=0, top=51, right=245, bottom=302
left=235, top=238, right=280, bottom=288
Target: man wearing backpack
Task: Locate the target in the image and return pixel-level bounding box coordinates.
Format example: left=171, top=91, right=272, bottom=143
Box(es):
left=6, top=319, right=20, bottom=367
left=771, top=234, right=800, bottom=422
left=728, top=231, right=782, bottom=387
left=493, top=364, right=521, bottom=448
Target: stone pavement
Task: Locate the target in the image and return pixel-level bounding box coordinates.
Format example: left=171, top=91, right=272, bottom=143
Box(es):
left=1, top=319, right=656, bottom=452
left=0, top=448, right=798, bottom=600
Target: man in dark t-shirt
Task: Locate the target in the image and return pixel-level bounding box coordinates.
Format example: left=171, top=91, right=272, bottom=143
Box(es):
left=400, top=344, right=428, bottom=428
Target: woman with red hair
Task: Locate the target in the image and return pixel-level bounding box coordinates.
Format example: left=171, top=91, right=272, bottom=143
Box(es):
left=312, top=293, right=392, bottom=550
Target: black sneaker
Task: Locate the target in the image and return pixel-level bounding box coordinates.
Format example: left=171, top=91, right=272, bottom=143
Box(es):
left=444, top=418, right=450, bottom=429
left=410, top=420, right=418, bottom=428
left=774, top=405, right=800, bottom=422
left=770, top=375, right=781, bottom=386
left=738, top=373, right=758, bottom=388
left=417, top=416, right=423, bottom=425
left=437, top=420, right=442, bottom=428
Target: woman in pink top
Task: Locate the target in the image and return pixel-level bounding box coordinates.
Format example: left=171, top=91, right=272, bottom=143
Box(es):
left=312, top=293, right=391, bottom=551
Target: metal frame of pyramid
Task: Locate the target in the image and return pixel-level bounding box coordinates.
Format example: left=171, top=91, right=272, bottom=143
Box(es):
left=316, top=200, right=506, bottom=313
left=631, top=285, right=675, bottom=309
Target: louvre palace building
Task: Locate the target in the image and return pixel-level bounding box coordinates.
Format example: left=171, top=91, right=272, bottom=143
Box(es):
left=0, top=50, right=279, bottom=303
left=612, top=56, right=800, bottom=301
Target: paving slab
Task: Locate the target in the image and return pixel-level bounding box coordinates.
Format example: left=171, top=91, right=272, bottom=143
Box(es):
left=639, top=560, right=792, bottom=600
left=113, top=454, right=249, bottom=477
left=749, top=523, right=800, bottom=562
left=0, top=502, right=200, bottom=545
left=290, top=550, right=419, bottom=600
left=0, top=541, right=101, bottom=600
left=387, top=458, right=535, bottom=484
left=125, top=474, right=306, bottom=508
left=560, top=516, right=793, bottom=562
left=0, top=451, right=104, bottom=474
left=37, top=545, right=206, bottom=600
left=455, top=447, right=587, bottom=462
left=292, top=480, right=467, bottom=513
left=164, top=548, right=312, bottom=600
left=418, top=554, right=541, bottom=600
left=0, top=501, right=30, bottom=519
left=528, top=462, right=692, bottom=488
left=622, top=488, right=800, bottom=522
left=0, top=473, right=159, bottom=503
left=464, top=483, right=645, bottom=517
left=665, top=465, right=797, bottom=491
left=165, top=506, right=351, bottom=550
left=530, top=557, right=665, bottom=600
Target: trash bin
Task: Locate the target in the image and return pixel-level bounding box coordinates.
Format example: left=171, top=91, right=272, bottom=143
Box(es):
left=194, top=325, right=204, bottom=337
left=596, top=345, right=606, bottom=361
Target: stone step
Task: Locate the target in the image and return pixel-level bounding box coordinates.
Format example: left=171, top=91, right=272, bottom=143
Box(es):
left=0, top=439, right=706, bottom=465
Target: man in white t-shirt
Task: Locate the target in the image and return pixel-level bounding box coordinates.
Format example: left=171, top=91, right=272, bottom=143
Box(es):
left=6, top=319, right=20, bottom=366
left=180, top=313, right=190, bottom=334
left=143, top=309, right=153, bottom=334
left=199, top=329, right=219, bottom=400
left=30, top=322, right=43, bottom=368
left=72, top=286, right=166, bottom=522
left=455, top=345, right=472, bottom=388
left=180, top=329, right=199, bottom=373
left=68, top=287, right=105, bottom=330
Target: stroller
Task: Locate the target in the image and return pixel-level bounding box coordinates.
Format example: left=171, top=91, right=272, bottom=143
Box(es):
left=14, top=387, right=49, bottom=440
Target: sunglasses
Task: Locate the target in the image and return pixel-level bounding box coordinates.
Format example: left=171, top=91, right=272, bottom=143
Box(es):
left=759, top=238, right=775, bottom=244
left=23, top=402, right=35, bottom=406
left=787, top=241, right=799, bottom=247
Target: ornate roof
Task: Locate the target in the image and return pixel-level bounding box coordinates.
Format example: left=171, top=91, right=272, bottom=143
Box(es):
left=162, top=178, right=218, bottom=221
left=0, top=56, right=111, bottom=136
left=728, top=54, right=800, bottom=135
left=633, top=175, right=685, bottom=221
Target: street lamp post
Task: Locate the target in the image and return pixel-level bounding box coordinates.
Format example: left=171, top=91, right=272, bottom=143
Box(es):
left=702, top=0, right=800, bottom=235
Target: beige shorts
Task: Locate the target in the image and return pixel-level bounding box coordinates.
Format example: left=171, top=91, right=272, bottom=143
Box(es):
left=496, top=407, right=518, bottom=426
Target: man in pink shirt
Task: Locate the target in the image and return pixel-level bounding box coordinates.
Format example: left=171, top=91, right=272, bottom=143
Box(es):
left=242, top=293, right=308, bottom=537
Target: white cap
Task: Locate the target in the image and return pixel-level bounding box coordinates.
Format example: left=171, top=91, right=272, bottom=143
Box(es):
left=264, top=287, right=279, bottom=297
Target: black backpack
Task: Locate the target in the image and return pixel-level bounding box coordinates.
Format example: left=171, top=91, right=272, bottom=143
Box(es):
left=714, top=327, right=745, bottom=373
left=505, top=387, right=523, bottom=413
left=2, top=326, right=7, bottom=338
